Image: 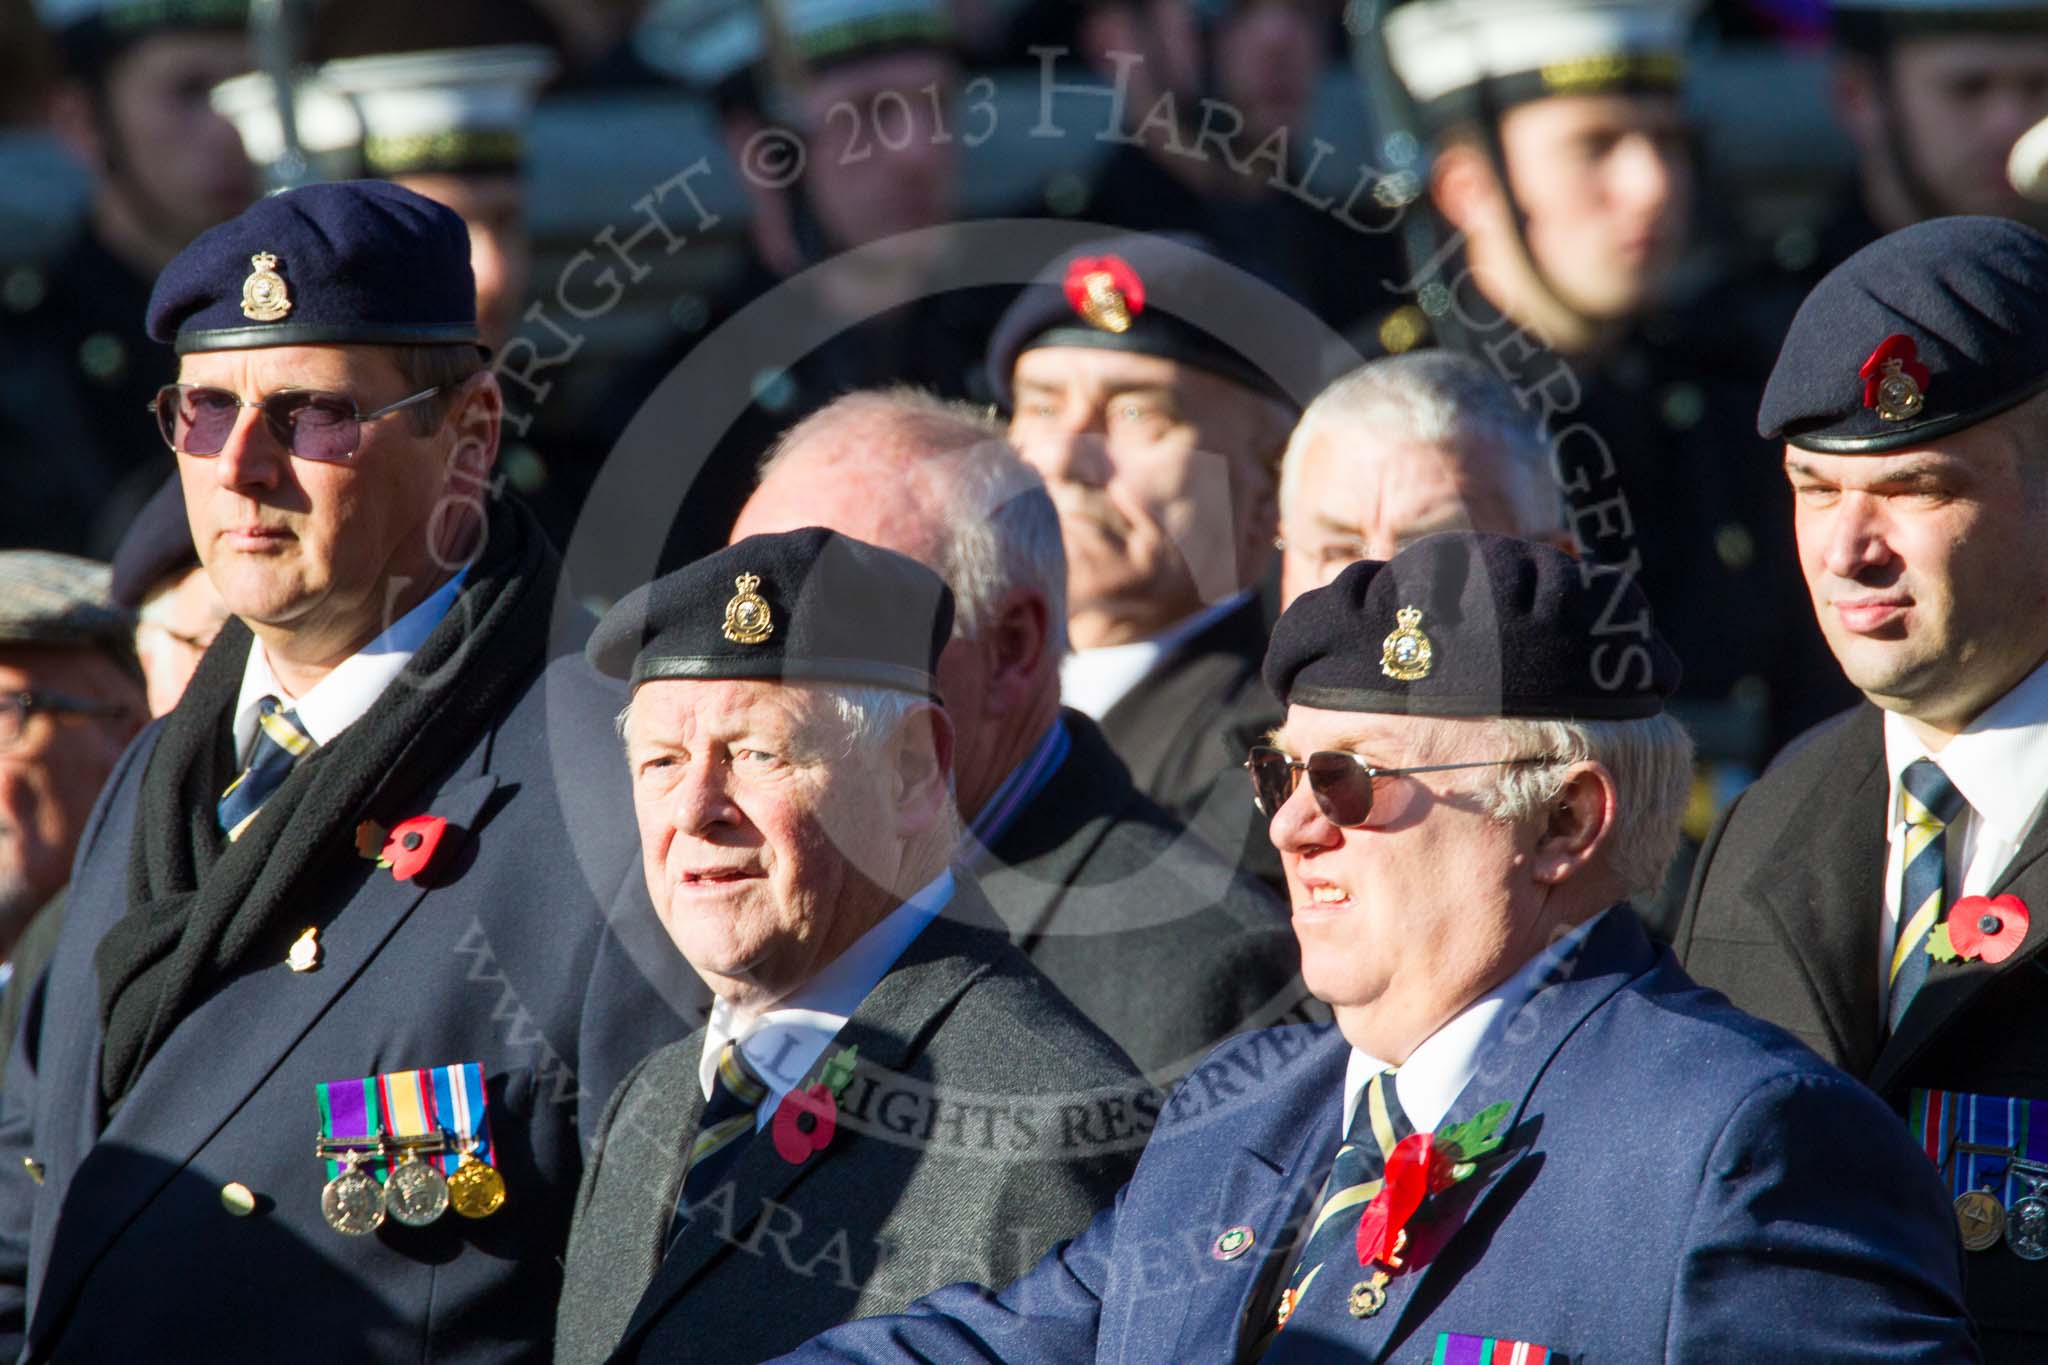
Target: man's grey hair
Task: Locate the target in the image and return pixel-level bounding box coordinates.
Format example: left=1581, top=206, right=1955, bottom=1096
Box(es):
left=1278, top=352, right=1559, bottom=537
left=1478, top=713, right=1695, bottom=905
left=757, top=388, right=1069, bottom=655
left=616, top=682, right=933, bottom=757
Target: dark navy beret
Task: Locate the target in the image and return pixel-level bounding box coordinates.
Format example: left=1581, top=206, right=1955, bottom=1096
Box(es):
left=146, top=180, right=480, bottom=355
left=109, top=474, right=197, bottom=609
left=1759, top=216, right=2048, bottom=453
left=986, top=233, right=1293, bottom=408
left=1264, top=532, right=1680, bottom=720
left=588, top=527, right=954, bottom=697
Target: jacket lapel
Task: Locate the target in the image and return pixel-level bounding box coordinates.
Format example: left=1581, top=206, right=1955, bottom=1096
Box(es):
left=1099, top=597, right=1265, bottom=793
left=606, top=900, right=1000, bottom=1359
left=1739, top=709, right=1889, bottom=1075
left=30, top=767, right=502, bottom=1351
left=975, top=713, right=1131, bottom=948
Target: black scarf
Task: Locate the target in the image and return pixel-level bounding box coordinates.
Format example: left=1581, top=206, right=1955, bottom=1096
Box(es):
left=97, top=498, right=558, bottom=1109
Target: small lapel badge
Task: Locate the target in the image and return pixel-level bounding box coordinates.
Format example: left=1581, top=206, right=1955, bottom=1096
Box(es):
left=1860, top=333, right=1929, bottom=423
left=1211, top=1225, right=1255, bottom=1260
left=21, top=1157, right=43, bottom=1185
left=1381, top=605, right=1434, bottom=681
left=722, top=572, right=774, bottom=645
left=241, top=252, right=292, bottom=323
left=1062, top=254, right=1144, bottom=334
left=287, top=926, right=321, bottom=973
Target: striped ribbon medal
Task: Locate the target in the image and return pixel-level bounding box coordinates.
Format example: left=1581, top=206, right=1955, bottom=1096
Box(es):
left=379, top=1068, right=451, bottom=1226
left=315, top=1076, right=388, bottom=1236
left=1433, top=1333, right=1551, bottom=1364
left=1908, top=1088, right=2048, bottom=1257
left=315, top=1062, right=505, bottom=1237
left=436, top=1061, right=507, bottom=1219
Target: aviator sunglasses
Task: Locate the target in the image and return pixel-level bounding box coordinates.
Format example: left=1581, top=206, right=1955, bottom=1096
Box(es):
left=150, top=383, right=444, bottom=462
left=1243, top=745, right=1546, bottom=828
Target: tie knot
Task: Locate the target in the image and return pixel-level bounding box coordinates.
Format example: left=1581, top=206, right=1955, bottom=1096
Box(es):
left=715, top=1041, right=770, bottom=1107
left=1902, top=758, right=1966, bottom=826
left=1345, top=1067, right=1410, bottom=1155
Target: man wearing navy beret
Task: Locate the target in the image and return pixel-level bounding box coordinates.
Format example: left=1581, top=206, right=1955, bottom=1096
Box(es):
left=770, top=531, right=1974, bottom=1364
left=1679, top=214, right=2048, bottom=1362
left=556, top=528, right=1145, bottom=1364
left=0, top=179, right=691, bottom=1362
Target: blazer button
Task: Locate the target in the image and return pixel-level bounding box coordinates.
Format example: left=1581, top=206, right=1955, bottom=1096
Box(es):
left=220, top=1182, right=257, bottom=1216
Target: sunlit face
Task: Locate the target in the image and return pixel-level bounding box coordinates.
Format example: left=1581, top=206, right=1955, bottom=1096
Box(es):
left=1497, top=93, right=1692, bottom=322
left=625, top=679, right=903, bottom=1005
left=1864, top=36, right=2048, bottom=226
left=174, top=344, right=474, bottom=662
left=1009, top=346, right=1283, bottom=638
left=1279, top=431, right=1542, bottom=610
left=134, top=563, right=229, bottom=717
left=1786, top=424, right=2048, bottom=733
left=798, top=50, right=960, bottom=255
left=1265, top=707, right=1542, bottom=1055
left=0, top=648, right=142, bottom=926
left=99, top=32, right=256, bottom=247
left=394, top=172, right=530, bottom=354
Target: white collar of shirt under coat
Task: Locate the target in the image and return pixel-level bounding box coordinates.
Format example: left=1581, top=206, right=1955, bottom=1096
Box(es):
left=1058, top=589, right=1254, bottom=722
left=698, top=869, right=955, bottom=1131
left=1342, top=912, right=1606, bottom=1137
left=231, top=571, right=467, bottom=763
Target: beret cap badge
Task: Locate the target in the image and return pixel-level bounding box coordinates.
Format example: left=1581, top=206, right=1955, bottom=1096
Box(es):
left=1380, top=605, right=1434, bottom=682
left=1860, top=333, right=1930, bottom=423
left=1063, top=254, right=1145, bottom=334
left=721, top=572, right=774, bottom=645
left=240, top=251, right=292, bottom=323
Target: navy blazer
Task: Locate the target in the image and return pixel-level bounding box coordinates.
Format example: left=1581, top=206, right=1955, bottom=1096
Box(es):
left=0, top=651, right=703, bottom=1363
left=771, top=910, right=1976, bottom=1363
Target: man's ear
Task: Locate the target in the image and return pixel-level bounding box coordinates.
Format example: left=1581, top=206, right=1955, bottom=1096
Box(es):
left=980, top=587, right=1052, bottom=714
left=1430, top=140, right=1502, bottom=239
left=448, top=370, right=503, bottom=487
left=46, top=81, right=105, bottom=172
left=1530, top=761, right=1616, bottom=887
left=1830, top=54, right=1886, bottom=158
left=891, top=703, right=956, bottom=838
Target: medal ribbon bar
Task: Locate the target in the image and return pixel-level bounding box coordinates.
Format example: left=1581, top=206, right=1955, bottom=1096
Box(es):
left=1911, top=1088, right=2048, bottom=1205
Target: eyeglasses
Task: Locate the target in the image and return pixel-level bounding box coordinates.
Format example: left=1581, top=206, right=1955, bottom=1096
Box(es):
left=149, top=383, right=444, bottom=462
left=0, top=691, right=129, bottom=750
left=1243, top=745, right=1547, bottom=828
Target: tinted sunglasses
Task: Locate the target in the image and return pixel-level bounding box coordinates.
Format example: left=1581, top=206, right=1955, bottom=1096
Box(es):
left=1243, top=745, right=1546, bottom=828
left=150, top=383, right=444, bottom=462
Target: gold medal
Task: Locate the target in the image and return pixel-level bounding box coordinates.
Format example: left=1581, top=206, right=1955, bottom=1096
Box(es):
left=448, top=1147, right=506, bottom=1219
left=320, top=1149, right=386, bottom=1236
left=1956, top=1188, right=2005, bottom=1252
left=1348, top=1271, right=1391, bottom=1318
left=385, top=1147, right=451, bottom=1227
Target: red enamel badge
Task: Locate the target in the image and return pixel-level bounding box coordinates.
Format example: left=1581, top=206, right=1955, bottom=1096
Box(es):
left=773, top=1083, right=838, bottom=1165
left=1860, top=334, right=1931, bottom=422
left=1946, top=895, right=2030, bottom=965
left=1063, top=254, right=1145, bottom=334
left=382, top=815, right=448, bottom=882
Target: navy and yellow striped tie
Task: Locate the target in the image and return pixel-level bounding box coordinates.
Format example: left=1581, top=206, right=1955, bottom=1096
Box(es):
left=216, top=696, right=315, bottom=841
left=668, top=1041, right=771, bottom=1249
left=1888, top=758, right=1968, bottom=1031
left=1281, top=1069, right=1412, bottom=1322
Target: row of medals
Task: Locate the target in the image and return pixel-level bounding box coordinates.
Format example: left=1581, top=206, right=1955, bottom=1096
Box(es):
left=319, top=1133, right=506, bottom=1236
left=1954, top=1151, right=2048, bottom=1258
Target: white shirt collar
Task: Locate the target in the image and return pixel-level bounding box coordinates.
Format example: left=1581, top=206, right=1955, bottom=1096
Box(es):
left=1059, top=589, right=1253, bottom=721
left=1343, top=912, right=1605, bottom=1136
left=1882, top=654, right=2048, bottom=852
left=231, top=571, right=466, bottom=762
left=698, top=869, right=954, bottom=1129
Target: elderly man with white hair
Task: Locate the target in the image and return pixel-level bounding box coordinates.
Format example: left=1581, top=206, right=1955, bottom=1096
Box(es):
left=730, top=389, right=1306, bottom=1079
left=763, top=531, right=1974, bottom=1365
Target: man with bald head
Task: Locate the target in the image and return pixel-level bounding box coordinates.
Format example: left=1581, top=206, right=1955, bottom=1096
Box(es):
left=730, top=388, right=1306, bottom=1078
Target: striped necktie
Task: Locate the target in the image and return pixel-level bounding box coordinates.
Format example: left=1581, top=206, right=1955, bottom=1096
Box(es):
left=1888, top=758, right=1969, bottom=1032
left=1280, top=1069, right=1413, bottom=1326
left=216, top=696, right=315, bottom=841
left=668, top=1041, right=771, bottom=1250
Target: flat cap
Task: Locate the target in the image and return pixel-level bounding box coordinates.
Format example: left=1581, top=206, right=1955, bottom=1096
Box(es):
left=588, top=528, right=954, bottom=697
left=1264, top=532, right=1679, bottom=720
left=986, top=233, right=1292, bottom=409
left=146, top=180, right=479, bottom=354
left=109, top=475, right=197, bottom=609
left=0, top=551, right=135, bottom=657
left=1759, top=216, right=2048, bottom=453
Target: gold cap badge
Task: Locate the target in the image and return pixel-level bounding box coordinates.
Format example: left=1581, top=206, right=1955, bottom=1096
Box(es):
left=1860, top=334, right=1929, bottom=423
left=1062, top=254, right=1145, bottom=335
left=1380, top=606, right=1434, bottom=681
left=722, top=572, right=773, bottom=645
left=1078, top=271, right=1133, bottom=333
left=241, top=252, right=291, bottom=322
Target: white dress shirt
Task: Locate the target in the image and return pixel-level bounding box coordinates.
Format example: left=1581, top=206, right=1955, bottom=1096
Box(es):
left=1877, top=656, right=2048, bottom=1021
left=1343, top=913, right=1605, bottom=1136
left=230, top=571, right=465, bottom=763
left=1059, top=589, right=1254, bottom=721
left=698, top=870, right=954, bottom=1131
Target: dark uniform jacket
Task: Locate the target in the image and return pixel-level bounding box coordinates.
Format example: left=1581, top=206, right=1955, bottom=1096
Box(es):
left=552, top=888, right=1148, bottom=1365
left=976, top=710, right=1309, bottom=1080
left=1678, top=702, right=2048, bottom=1362
left=769, top=908, right=1974, bottom=1364
left=0, top=652, right=699, bottom=1363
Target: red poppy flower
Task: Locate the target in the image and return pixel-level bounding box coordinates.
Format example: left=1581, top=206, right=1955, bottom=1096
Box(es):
left=773, top=1084, right=838, bottom=1165
left=1356, top=1132, right=1434, bottom=1268
left=1948, top=895, right=2030, bottom=965
left=381, top=815, right=448, bottom=882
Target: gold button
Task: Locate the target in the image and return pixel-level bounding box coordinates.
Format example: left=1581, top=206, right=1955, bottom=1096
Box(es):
left=21, top=1158, right=43, bottom=1185
left=220, top=1182, right=257, bottom=1216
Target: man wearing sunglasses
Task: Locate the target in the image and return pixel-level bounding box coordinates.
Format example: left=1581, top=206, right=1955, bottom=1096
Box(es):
left=767, top=532, right=1971, bottom=1363
left=0, top=180, right=693, bottom=1363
